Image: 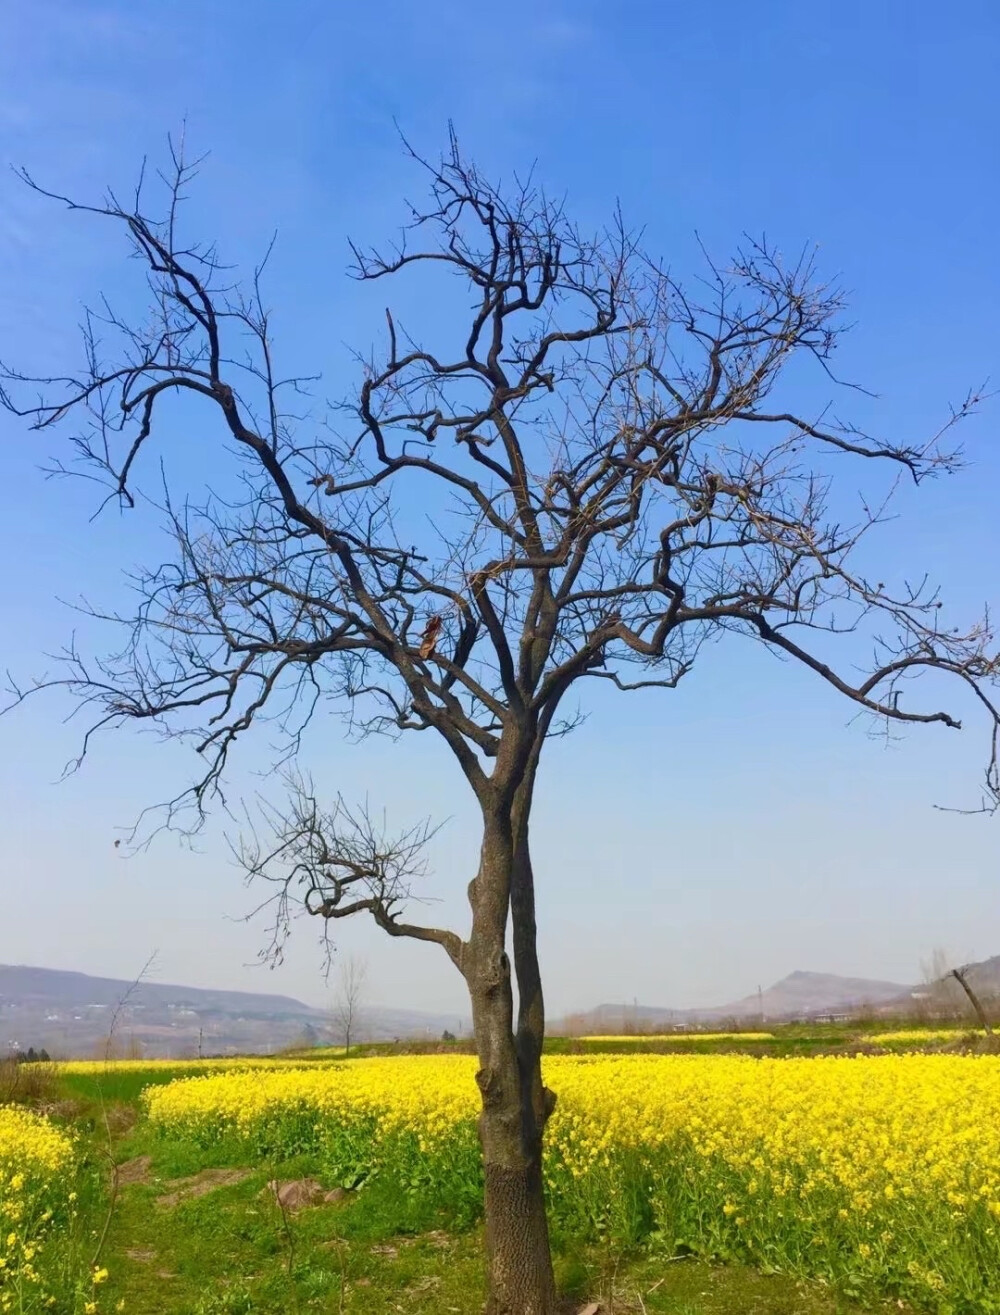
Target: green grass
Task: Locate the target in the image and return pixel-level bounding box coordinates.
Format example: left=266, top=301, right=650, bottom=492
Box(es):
left=58, top=1066, right=212, bottom=1106
left=96, top=1138, right=892, bottom=1314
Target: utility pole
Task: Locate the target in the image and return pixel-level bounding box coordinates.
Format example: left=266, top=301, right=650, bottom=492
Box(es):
left=758, top=985, right=764, bottom=1026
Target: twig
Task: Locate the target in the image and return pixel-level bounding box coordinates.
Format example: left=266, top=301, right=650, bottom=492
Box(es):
left=90, top=952, right=158, bottom=1268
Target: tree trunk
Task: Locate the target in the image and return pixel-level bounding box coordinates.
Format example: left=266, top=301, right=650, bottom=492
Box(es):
left=473, top=993, right=557, bottom=1315
left=481, top=1128, right=557, bottom=1315
left=466, top=806, right=558, bottom=1315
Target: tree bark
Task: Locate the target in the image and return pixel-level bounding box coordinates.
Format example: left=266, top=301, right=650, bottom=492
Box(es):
left=466, top=803, right=558, bottom=1315
left=481, top=1147, right=557, bottom=1315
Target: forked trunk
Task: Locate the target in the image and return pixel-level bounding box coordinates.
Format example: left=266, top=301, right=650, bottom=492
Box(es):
left=467, top=804, right=558, bottom=1315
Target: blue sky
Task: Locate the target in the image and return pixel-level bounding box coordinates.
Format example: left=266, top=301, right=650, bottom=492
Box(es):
left=0, top=1, right=998, bottom=1018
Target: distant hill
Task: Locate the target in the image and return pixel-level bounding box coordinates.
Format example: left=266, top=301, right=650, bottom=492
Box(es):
left=0, top=964, right=314, bottom=1018
left=8, top=955, right=995, bottom=1057
left=706, top=970, right=914, bottom=1021
left=0, top=964, right=468, bottom=1058
left=559, top=969, right=915, bottom=1033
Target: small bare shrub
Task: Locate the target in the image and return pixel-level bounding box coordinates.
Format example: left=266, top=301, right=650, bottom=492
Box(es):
left=0, top=1055, right=59, bottom=1106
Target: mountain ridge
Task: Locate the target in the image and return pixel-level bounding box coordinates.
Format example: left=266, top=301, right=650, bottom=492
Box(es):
left=7, top=958, right=993, bottom=1055
left=561, top=969, right=915, bottom=1032
left=0, top=963, right=320, bottom=1017
left=0, top=963, right=469, bottom=1057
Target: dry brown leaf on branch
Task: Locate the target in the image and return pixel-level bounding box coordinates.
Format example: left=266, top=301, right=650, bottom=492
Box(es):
left=418, top=614, right=442, bottom=659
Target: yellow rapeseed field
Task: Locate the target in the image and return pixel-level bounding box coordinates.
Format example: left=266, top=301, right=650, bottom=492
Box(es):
left=145, top=1053, right=1000, bottom=1310
left=145, top=1055, right=479, bottom=1147
left=865, top=1028, right=986, bottom=1046
left=57, top=1053, right=345, bottom=1075
left=569, top=1032, right=775, bottom=1043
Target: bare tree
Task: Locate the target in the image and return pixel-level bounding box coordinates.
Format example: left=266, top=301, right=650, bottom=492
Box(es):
left=3, top=133, right=999, bottom=1314
left=331, top=952, right=367, bottom=1056
left=951, top=966, right=994, bottom=1038
left=919, top=947, right=967, bottom=1018
left=918, top=950, right=995, bottom=1035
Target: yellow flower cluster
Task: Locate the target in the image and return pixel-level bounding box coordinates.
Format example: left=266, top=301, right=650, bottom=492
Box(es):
left=0, top=1106, right=76, bottom=1310
left=0, top=1107, right=73, bottom=1179
left=145, top=1053, right=1000, bottom=1309
left=145, top=1057, right=478, bottom=1148
left=865, top=1029, right=985, bottom=1046
left=570, top=1032, right=775, bottom=1043
left=57, top=1053, right=344, bottom=1076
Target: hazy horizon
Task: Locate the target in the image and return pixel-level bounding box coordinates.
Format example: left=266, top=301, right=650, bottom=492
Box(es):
left=0, top=955, right=921, bottom=1020
left=2, top=2, right=998, bottom=1021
